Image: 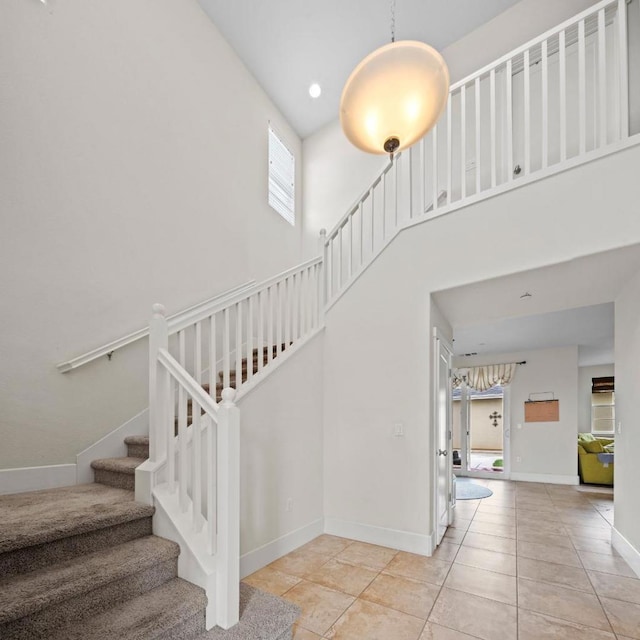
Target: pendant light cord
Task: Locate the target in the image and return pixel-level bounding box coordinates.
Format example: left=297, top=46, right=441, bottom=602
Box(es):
left=390, top=0, right=396, bottom=43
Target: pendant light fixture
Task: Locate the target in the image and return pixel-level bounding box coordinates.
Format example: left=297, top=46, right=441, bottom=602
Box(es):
left=340, top=0, right=450, bottom=157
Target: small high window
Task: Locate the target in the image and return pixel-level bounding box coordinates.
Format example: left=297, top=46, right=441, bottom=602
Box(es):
left=268, top=127, right=295, bottom=225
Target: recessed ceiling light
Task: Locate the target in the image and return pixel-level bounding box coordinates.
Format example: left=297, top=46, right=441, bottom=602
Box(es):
left=309, top=83, right=322, bottom=99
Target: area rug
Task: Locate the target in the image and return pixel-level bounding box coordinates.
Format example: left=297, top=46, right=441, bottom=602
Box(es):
left=455, top=478, right=493, bottom=500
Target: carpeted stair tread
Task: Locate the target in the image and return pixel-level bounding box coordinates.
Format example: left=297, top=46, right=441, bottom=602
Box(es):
left=48, top=577, right=207, bottom=640
left=198, top=583, right=300, bottom=639
left=0, top=535, right=179, bottom=625
left=0, top=483, right=154, bottom=554
left=124, top=436, right=149, bottom=447
left=91, top=456, right=144, bottom=474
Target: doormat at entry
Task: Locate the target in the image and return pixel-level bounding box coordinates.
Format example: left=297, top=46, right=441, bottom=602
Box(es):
left=455, top=478, right=493, bottom=500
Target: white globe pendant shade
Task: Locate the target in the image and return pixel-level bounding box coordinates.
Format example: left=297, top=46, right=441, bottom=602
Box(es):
left=340, top=40, right=450, bottom=155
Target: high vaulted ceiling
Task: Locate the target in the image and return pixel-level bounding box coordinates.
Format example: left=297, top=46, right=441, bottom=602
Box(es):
left=197, top=0, right=522, bottom=138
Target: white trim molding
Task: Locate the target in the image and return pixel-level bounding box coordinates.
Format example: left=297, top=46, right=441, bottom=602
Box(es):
left=510, top=472, right=579, bottom=485
left=612, top=527, right=640, bottom=579
left=0, top=464, right=77, bottom=495
left=240, top=519, right=324, bottom=579
left=324, top=517, right=433, bottom=556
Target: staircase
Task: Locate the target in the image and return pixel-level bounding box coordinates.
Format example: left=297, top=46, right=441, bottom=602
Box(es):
left=0, top=436, right=299, bottom=639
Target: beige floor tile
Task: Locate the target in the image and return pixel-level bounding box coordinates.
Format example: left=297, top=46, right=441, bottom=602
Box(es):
left=578, top=550, right=638, bottom=577
left=428, top=587, right=517, bottom=640
left=431, top=541, right=460, bottom=563
left=516, top=539, right=582, bottom=567
left=517, top=577, right=612, bottom=632
left=454, top=504, right=479, bottom=519
left=471, top=511, right=516, bottom=526
left=516, top=509, right=559, bottom=524
left=565, top=524, right=612, bottom=541
left=462, top=531, right=516, bottom=555
left=444, top=563, right=516, bottom=605
left=454, top=545, right=516, bottom=576
left=587, top=570, right=640, bottom=604
left=270, top=548, right=334, bottom=578
left=571, top=535, right=619, bottom=556
left=518, top=609, right=616, bottom=640
left=476, top=503, right=515, bottom=515
left=385, top=551, right=452, bottom=585
left=517, top=557, right=594, bottom=592
left=335, top=541, right=398, bottom=571
left=467, top=520, right=516, bottom=539
left=450, top=516, right=472, bottom=531
left=420, top=622, right=482, bottom=639
left=600, top=597, right=640, bottom=639
left=299, top=535, right=353, bottom=557
left=325, top=598, right=424, bottom=640
left=283, top=580, right=355, bottom=636
left=242, top=565, right=301, bottom=596
left=516, top=530, right=573, bottom=548
left=443, top=527, right=467, bottom=544
left=293, top=625, right=323, bottom=640
left=360, top=572, right=440, bottom=619
left=304, top=558, right=379, bottom=597
left=558, top=513, right=610, bottom=528
left=517, top=520, right=568, bottom=536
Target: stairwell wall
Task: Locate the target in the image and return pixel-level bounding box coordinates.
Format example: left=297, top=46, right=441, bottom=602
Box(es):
left=322, top=143, right=640, bottom=550
left=0, top=0, right=305, bottom=469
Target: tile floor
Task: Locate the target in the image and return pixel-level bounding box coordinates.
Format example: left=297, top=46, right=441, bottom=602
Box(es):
left=243, top=479, right=640, bottom=640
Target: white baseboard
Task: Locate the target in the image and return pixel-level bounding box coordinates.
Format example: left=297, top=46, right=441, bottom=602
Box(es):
left=0, top=464, right=77, bottom=495
left=76, top=408, right=149, bottom=484
left=324, top=517, right=433, bottom=556
left=612, top=527, right=640, bottom=579
left=510, top=472, right=579, bottom=485
left=239, top=519, right=324, bottom=579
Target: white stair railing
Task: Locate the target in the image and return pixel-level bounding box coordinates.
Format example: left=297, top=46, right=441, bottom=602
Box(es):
left=324, top=0, right=631, bottom=306
left=141, top=256, right=324, bottom=630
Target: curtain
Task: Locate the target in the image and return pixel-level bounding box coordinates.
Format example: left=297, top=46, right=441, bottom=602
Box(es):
left=453, top=363, right=518, bottom=392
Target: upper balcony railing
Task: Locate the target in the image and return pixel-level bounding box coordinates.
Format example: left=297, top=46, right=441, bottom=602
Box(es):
left=324, top=0, right=633, bottom=306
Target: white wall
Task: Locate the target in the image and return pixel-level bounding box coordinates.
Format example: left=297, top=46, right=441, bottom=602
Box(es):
left=323, top=142, right=640, bottom=548
left=455, top=348, right=580, bottom=481
left=578, top=364, right=615, bottom=432
left=238, top=334, right=324, bottom=568
left=614, top=268, right=640, bottom=559
left=302, top=0, right=600, bottom=243
left=0, top=0, right=306, bottom=469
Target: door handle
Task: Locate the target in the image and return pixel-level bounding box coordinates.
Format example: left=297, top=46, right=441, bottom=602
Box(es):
left=438, top=449, right=448, bottom=457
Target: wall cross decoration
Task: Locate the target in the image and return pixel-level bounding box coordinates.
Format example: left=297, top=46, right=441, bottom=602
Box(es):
left=489, top=411, right=502, bottom=427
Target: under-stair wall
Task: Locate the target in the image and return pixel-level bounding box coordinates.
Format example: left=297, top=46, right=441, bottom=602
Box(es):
left=322, top=142, right=640, bottom=552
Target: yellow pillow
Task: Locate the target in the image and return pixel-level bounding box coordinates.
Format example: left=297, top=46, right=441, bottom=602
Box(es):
left=583, top=440, right=605, bottom=453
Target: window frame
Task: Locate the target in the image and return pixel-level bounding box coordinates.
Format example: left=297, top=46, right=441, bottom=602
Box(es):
left=268, top=126, right=295, bottom=226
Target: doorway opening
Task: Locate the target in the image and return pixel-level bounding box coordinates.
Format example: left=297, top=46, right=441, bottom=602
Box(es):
left=453, top=383, right=508, bottom=478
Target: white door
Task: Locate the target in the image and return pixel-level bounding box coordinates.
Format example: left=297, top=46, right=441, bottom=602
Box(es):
left=433, top=329, right=453, bottom=545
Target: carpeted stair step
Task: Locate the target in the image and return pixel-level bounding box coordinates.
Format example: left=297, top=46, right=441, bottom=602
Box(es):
left=91, top=456, right=144, bottom=491
left=196, top=583, right=300, bottom=639
left=48, top=577, right=207, bottom=640
left=0, top=484, right=154, bottom=578
left=125, top=435, right=149, bottom=459
left=0, top=535, right=180, bottom=639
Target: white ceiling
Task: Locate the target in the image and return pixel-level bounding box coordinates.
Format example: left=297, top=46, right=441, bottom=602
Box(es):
left=433, top=244, right=640, bottom=362
left=197, top=0, right=522, bottom=138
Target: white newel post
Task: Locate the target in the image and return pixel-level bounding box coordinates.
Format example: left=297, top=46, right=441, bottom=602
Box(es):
left=319, top=228, right=327, bottom=319
left=136, top=304, right=169, bottom=505
left=216, top=387, right=240, bottom=630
